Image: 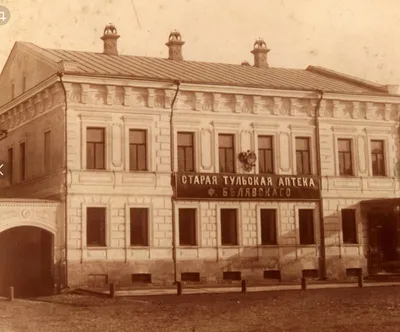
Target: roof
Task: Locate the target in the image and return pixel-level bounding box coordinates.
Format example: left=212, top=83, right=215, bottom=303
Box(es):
left=10, top=42, right=395, bottom=94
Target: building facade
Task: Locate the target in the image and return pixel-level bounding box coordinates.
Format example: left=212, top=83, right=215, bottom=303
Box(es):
left=1, top=25, right=400, bottom=294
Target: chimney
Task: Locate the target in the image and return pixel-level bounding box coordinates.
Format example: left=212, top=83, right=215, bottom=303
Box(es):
left=101, top=23, right=120, bottom=55
left=251, top=38, right=270, bottom=68
left=166, top=30, right=185, bottom=61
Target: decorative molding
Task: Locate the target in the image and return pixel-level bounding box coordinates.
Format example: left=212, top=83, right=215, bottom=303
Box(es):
left=251, top=122, right=280, bottom=131
left=211, top=120, right=241, bottom=129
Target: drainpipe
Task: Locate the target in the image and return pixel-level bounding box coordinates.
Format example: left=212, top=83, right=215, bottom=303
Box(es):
left=170, top=80, right=181, bottom=284
left=314, top=89, right=327, bottom=280
left=56, top=72, right=69, bottom=290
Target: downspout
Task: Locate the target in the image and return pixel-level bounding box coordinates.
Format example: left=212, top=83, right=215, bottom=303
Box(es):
left=314, top=89, right=327, bottom=280
left=56, top=72, right=69, bottom=290
left=170, top=80, right=181, bottom=284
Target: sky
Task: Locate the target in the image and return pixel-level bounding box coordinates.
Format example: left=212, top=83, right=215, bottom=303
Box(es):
left=1, top=0, right=400, bottom=85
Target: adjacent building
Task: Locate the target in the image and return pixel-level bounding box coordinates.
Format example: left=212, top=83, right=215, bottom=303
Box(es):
left=1, top=24, right=400, bottom=295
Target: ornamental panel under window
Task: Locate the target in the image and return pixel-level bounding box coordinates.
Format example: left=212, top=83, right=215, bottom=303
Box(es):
left=86, top=127, right=105, bottom=170
left=87, top=207, right=106, bottom=247
left=338, top=139, right=353, bottom=176
left=260, top=209, right=277, bottom=245
left=258, top=135, right=274, bottom=174
left=129, top=129, right=147, bottom=171
left=371, top=140, right=385, bottom=176
left=130, top=208, right=149, bottom=246
left=178, top=208, right=197, bottom=246
left=295, top=137, right=311, bottom=175
left=177, top=132, right=195, bottom=172
left=220, top=208, right=238, bottom=246
left=299, top=209, right=315, bottom=245
left=218, top=134, right=235, bottom=173
left=341, top=209, right=357, bottom=244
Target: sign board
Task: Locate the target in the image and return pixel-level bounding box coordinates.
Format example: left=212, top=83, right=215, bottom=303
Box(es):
left=175, top=173, right=320, bottom=201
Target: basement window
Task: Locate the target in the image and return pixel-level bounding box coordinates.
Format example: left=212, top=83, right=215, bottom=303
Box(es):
left=131, top=273, right=152, bottom=284
left=263, top=270, right=281, bottom=280
left=223, top=271, right=241, bottom=281
left=181, top=272, right=200, bottom=282
left=302, top=269, right=319, bottom=279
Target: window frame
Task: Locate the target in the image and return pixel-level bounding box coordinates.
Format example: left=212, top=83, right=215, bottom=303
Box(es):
left=337, top=138, right=354, bottom=176
left=177, top=131, right=195, bottom=172
left=218, top=133, right=236, bottom=173
left=257, top=135, right=275, bottom=174
left=129, top=207, right=150, bottom=247
left=297, top=207, right=316, bottom=245
left=259, top=208, right=278, bottom=245
left=219, top=208, right=240, bottom=246
left=123, top=115, right=155, bottom=172
left=7, top=146, right=14, bottom=185
left=126, top=203, right=153, bottom=248
left=129, top=129, right=148, bottom=171
left=19, top=140, right=26, bottom=182
left=370, top=139, right=386, bottom=177
left=341, top=208, right=358, bottom=245
left=295, top=136, right=312, bottom=175
left=86, top=126, right=106, bottom=170
left=85, top=206, right=108, bottom=248
left=44, top=130, right=52, bottom=174
left=178, top=207, right=198, bottom=246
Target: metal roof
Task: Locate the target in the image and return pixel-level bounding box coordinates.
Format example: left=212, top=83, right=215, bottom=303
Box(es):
left=19, top=42, right=391, bottom=94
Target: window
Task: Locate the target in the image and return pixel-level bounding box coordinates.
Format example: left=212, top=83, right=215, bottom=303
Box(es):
left=338, top=139, right=353, bottom=176
left=86, top=127, right=105, bottom=170
left=22, top=75, right=27, bottom=93
left=220, top=209, right=238, bottom=245
left=260, top=209, right=277, bottom=245
left=177, top=132, right=194, bottom=172
left=258, top=136, right=274, bottom=174
left=299, top=209, right=315, bottom=245
left=86, top=207, right=106, bottom=247
left=341, top=209, right=357, bottom=244
left=7, top=148, right=13, bottom=184
left=130, top=208, right=149, bottom=246
left=178, top=208, right=197, bottom=246
left=129, top=129, right=147, bottom=171
left=371, top=140, right=385, bottom=176
left=218, top=134, right=235, bottom=173
left=295, top=137, right=311, bottom=175
left=19, top=142, right=26, bottom=181
left=44, top=131, right=51, bottom=173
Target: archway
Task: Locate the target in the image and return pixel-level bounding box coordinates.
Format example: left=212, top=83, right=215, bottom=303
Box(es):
left=0, top=226, right=54, bottom=298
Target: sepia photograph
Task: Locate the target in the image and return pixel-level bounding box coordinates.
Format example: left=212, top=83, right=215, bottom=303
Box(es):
left=1, top=0, right=400, bottom=331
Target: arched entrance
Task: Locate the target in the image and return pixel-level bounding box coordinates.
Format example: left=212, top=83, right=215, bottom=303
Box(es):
left=0, top=226, right=54, bottom=298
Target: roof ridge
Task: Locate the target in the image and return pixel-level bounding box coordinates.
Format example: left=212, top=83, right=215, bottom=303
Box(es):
left=306, top=65, right=388, bottom=93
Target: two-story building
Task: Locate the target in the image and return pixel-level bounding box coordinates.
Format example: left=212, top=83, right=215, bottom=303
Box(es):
left=1, top=24, right=400, bottom=296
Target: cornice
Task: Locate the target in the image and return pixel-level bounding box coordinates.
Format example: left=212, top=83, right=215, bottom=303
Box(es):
left=0, top=74, right=60, bottom=115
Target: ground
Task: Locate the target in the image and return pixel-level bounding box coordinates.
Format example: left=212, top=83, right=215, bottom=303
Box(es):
left=1, top=287, right=400, bottom=332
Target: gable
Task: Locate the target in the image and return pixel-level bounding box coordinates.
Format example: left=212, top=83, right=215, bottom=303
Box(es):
left=0, top=42, right=61, bottom=107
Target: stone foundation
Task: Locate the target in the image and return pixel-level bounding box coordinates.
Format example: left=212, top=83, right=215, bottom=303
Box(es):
left=65, top=255, right=369, bottom=287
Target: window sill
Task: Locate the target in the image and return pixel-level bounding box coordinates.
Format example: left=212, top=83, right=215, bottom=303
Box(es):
left=220, top=245, right=240, bottom=248
left=259, top=244, right=279, bottom=247
left=342, top=243, right=359, bottom=246
left=298, top=244, right=318, bottom=247
left=129, top=245, right=150, bottom=249
left=178, top=245, right=198, bottom=249
left=86, top=246, right=107, bottom=249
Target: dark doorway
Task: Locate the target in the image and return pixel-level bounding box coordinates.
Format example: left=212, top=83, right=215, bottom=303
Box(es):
left=368, top=213, right=400, bottom=274
left=0, top=226, right=54, bottom=298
